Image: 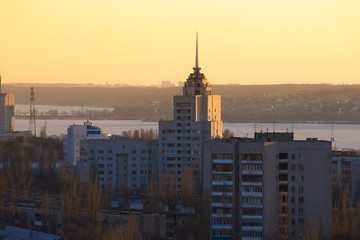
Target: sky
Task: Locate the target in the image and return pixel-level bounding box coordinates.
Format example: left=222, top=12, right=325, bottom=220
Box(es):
left=0, top=0, right=359, bottom=85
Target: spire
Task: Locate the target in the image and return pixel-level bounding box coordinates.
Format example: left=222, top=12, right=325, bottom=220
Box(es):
left=196, top=32, right=199, bottom=69
left=193, top=32, right=201, bottom=73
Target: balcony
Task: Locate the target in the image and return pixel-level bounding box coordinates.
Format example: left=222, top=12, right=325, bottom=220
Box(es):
left=212, top=224, right=232, bottom=230
left=212, top=170, right=233, bottom=175
left=242, top=238, right=262, bottom=240
left=241, top=226, right=263, bottom=232
left=212, top=213, right=232, bottom=218
left=242, top=215, right=263, bottom=220
left=212, top=192, right=233, bottom=197
left=241, top=192, right=263, bottom=197
left=242, top=170, right=263, bottom=175
left=241, top=182, right=263, bottom=186
left=242, top=203, right=263, bottom=208
left=212, top=202, right=232, bottom=208
left=241, top=160, right=262, bottom=164
left=212, top=159, right=233, bottom=164
left=212, top=181, right=233, bottom=186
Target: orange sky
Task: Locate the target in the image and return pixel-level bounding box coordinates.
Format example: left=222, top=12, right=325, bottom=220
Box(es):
left=0, top=0, right=359, bottom=85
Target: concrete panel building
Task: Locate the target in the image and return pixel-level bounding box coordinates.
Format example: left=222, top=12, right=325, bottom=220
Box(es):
left=79, top=135, right=158, bottom=194
left=203, top=133, right=332, bottom=240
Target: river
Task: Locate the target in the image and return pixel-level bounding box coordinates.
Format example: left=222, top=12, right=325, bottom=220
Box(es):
left=14, top=119, right=360, bottom=150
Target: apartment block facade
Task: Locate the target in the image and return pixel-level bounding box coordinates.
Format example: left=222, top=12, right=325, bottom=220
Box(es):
left=203, top=133, right=332, bottom=240
left=79, top=136, right=158, bottom=194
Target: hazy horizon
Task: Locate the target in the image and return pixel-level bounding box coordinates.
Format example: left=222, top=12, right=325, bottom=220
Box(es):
left=1, top=0, right=359, bottom=86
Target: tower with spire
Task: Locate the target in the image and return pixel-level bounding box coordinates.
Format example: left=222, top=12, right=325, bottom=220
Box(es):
left=158, top=33, right=223, bottom=190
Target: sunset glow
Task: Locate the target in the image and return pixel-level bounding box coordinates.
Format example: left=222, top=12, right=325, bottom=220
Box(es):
left=0, top=0, right=359, bottom=85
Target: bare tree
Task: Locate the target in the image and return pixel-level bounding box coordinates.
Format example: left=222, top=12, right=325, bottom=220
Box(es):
left=181, top=165, right=194, bottom=207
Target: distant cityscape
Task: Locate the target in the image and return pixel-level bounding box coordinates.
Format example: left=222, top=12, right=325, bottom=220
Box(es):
left=0, top=40, right=359, bottom=240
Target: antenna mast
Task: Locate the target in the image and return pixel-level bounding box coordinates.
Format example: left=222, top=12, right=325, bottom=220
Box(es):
left=29, top=87, right=36, bottom=136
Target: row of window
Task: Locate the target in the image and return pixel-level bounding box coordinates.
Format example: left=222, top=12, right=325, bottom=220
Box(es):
left=213, top=175, right=233, bottom=181
left=242, top=186, right=263, bottom=193
left=242, top=197, right=263, bottom=204
left=241, top=231, right=263, bottom=237
left=212, top=229, right=232, bottom=236
left=242, top=164, right=263, bottom=171
left=212, top=185, right=233, bottom=193
left=212, top=164, right=233, bottom=172
left=212, top=217, right=232, bottom=225
left=242, top=208, right=263, bottom=216
left=212, top=153, right=233, bottom=160
left=212, top=196, right=233, bottom=203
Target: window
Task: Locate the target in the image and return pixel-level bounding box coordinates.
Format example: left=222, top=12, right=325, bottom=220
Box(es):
left=279, top=153, right=288, bottom=159
left=298, top=218, right=304, bottom=225
left=298, top=175, right=304, bottom=182
left=299, top=164, right=304, bottom=171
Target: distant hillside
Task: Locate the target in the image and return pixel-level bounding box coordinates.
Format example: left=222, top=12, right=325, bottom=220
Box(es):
left=3, top=84, right=360, bottom=123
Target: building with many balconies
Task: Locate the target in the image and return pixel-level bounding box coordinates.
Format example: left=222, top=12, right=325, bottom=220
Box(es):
left=203, top=132, right=332, bottom=240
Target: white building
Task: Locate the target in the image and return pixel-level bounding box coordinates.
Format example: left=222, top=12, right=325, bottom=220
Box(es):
left=63, top=120, right=110, bottom=167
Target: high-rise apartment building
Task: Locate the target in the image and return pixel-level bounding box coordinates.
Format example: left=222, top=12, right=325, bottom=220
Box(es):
left=0, top=75, right=15, bottom=133
left=203, top=133, right=332, bottom=240
left=159, top=33, right=223, bottom=188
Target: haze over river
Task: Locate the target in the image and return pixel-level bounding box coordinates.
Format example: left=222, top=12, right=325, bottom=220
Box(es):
left=14, top=119, right=360, bottom=150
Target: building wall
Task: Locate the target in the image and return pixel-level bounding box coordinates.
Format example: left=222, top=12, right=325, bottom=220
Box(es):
left=204, top=137, right=332, bottom=240
left=0, top=93, right=15, bottom=133
left=63, top=123, right=109, bottom=167
left=80, top=136, right=158, bottom=194
left=332, top=150, right=360, bottom=202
